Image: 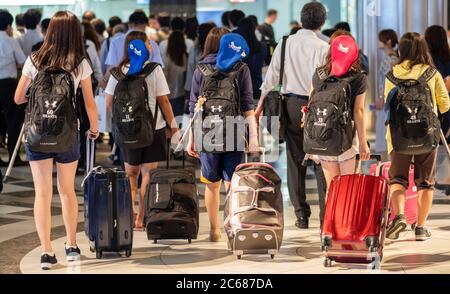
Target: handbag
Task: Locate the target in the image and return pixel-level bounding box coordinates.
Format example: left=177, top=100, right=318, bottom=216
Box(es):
left=263, top=36, right=289, bottom=143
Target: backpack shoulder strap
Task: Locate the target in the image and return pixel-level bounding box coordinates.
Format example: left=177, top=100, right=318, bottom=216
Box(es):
left=110, top=66, right=125, bottom=81
left=386, top=70, right=402, bottom=86
left=279, top=35, right=289, bottom=86
left=139, top=62, right=160, bottom=78
left=198, top=64, right=215, bottom=77
left=418, top=66, right=437, bottom=84
left=316, top=67, right=329, bottom=81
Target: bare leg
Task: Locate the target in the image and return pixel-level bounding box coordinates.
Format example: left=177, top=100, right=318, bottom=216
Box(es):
left=56, top=161, right=79, bottom=246
left=30, top=159, right=54, bottom=253
left=136, top=162, right=158, bottom=228
left=205, top=181, right=222, bottom=241
left=124, top=163, right=140, bottom=218
left=417, top=189, right=434, bottom=228
left=339, top=157, right=356, bottom=176
left=390, top=184, right=406, bottom=216
left=320, top=161, right=341, bottom=190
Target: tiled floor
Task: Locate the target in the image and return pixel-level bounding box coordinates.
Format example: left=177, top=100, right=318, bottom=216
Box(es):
left=1, top=139, right=450, bottom=274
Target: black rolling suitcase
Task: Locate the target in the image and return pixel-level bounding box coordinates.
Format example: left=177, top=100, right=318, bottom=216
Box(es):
left=83, top=139, right=133, bottom=259
left=144, top=142, right=199, bottom=244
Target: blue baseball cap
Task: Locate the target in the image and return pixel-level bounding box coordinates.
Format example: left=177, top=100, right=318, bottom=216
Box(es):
left=127, top=39, right=149, bottom=76
left=216, top=33, right=249, bottom=72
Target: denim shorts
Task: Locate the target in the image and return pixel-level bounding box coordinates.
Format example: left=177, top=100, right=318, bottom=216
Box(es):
left=200, top=151, right=244, bottom=183
left=25, top=141, right=81, bottom=164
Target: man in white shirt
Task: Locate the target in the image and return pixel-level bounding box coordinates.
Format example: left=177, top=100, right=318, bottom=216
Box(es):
left=0, top=10, right=27, bottom=166
left=256, top=2, right=329, bottom=229
left=17, top=9, right=43, bottom=57
left=158, top=17, right=194, bottom=62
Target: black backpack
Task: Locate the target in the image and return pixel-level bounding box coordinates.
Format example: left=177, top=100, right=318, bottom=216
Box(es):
left=25, top=65, right=78, bottom=153
left=111, top=62, right=159, bottom=149
left=196, top=62, right=246, bottom=153
left=303, top=68, right=355, bottom=156
left=386, top=67, right=440, bottom=155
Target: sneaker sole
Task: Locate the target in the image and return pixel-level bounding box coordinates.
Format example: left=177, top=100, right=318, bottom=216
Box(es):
left=41, top=263, right=54, bottom=270
left=415, top=235, right=431, bottom=241
left=66, top=254, right=80, bottom=262
left=386, top=222, right=407, bottom=240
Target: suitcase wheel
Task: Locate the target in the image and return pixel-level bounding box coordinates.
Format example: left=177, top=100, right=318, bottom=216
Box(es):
left=270, top=254, right=275, bottom=259
left=96, top=250, right=103, bottom=259
left=411, top=223, right=416, bottom=230
left=237, top=255, right=242, bottom=260
left=89, top=246, right=95, bottom=253
left=324, top=258, right=332, bottom=268
left=188, top=239, right=192, bottom=244
left=125, top=249, right=132, bottom=258
left=153, top=239, right=157, bottom=244
left=369, top=246, right=378, bottom=253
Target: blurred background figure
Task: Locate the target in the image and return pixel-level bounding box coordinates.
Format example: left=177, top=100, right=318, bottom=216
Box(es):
left=13, top=13, right=25, bottom=38
left=17, top=8, right=42, bottom=57
left=82, top=10, right=96, bottom=22
left=31, top=18, right=50, bottom=52
left=185, top=17, right=199, bottom=43
left=91, top=18, right=106, bottom=44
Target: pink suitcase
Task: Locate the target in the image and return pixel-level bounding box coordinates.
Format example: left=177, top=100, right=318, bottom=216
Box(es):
left=370, top=162, right=417, bottom=228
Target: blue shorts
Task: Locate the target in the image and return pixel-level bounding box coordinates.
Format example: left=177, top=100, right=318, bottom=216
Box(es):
left=25, top=142, right=81, bottom=164
left=200, top=152, right=244, bottom=183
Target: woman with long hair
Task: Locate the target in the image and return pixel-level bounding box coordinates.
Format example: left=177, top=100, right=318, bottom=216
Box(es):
left=163, top=30, right=188, bottom=118
left=105, top=31, right=180, bottom=230
left=14, top=11, right=99, bottom=270
left=385, top=32, right=449, bottom=241
left=236, top=17, right=267, bottom=101
left=313, top=30, right=370, bottom=188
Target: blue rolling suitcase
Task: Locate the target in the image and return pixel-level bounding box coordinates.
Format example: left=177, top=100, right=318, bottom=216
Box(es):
left=83, top=139, right=133, bottom=259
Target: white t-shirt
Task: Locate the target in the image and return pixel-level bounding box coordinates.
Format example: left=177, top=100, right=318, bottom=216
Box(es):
left=104, top=63, right=170, bottom=130
left=22, top=57, right=93, bottom=93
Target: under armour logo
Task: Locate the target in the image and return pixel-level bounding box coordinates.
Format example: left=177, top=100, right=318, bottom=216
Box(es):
left=407, top=107, right=418, bottom=120
left=229, top=41, right=242, bottom=53
left=44, top=100, right=57, bottom=109
left=211, top=105, right=223, bottom=113
left=123, top=103, right=133, bottom=113
left=317, top=108, right=328, bottom=117
left=338, top=43, right=349, bottom=54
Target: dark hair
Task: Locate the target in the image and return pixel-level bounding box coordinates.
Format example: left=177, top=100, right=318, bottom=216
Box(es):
left=301, top=2, right=326, bottom=31
left=129, top=10, right=148, bottom=26
left=237, top=17, right=260, bottom=55
left=198, top=22, right=214, bottom=52
left=82, top=10, right=96, bottom=22
left=185, top=17, right=199, bottom=41
left=267, top=9, right=278, bottom=17
left=158, top=14, right=171, bottom=28
left=290, top=20, right=299, bottom=27
left=23, top=9, right=42, bottom=30
left=221, top=11, right=230, bottom=28
left=334, top=22, right=351, bottom=32
left=0, top=10, right=13, bottom=31
left=323, top=30, right=362, bottom=75
left=118, top=30, right=152, bottom=69
left=15, top=13, right=24, bottom=27
left=202, top=27, right=229, bottom=59
left=322, top=28, right=336, bottom=38
left=425, top=25, right=450, bottom=64
left=378, top=29, right=399, bottom=48
left=33, top=11, right=86, bottom=74
left=167, top=31, right=187, bottom=67
left=91, top=18, right=106, bottom=36
left=290, top=26, right=302, bottom=35
left=40, top=18, right=51, bottom=34
left=398, top=32, right=434, bottom=68
left=248, top=15, right=258, bottom=27
left=82, top=20, right=101, bottom=51
left=171, top=17, right=185, bottom=32
left=108, top=16, right=122, bottom=35
left=229, top=9, right=245, bottom=27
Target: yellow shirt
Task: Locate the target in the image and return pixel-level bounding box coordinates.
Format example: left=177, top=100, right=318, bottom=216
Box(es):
left=384, top=61, right=450, bottom=153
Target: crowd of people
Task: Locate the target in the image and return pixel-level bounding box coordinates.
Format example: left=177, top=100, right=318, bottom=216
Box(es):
left=0, top=2, right=449, bottom=270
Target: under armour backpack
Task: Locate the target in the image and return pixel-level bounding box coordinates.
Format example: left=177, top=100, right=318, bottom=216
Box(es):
left=303, top=68, right=356, bottom=156
left=385, top=67, right=440, bottom=155
left=25, top=66, right=78, bottom=153
left=111, top=62, right=159, bottom=149
left=196, top=62, right=245, bottom=153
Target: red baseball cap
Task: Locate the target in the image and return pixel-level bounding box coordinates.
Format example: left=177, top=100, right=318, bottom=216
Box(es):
left=331, top=35, right=359, bottom=77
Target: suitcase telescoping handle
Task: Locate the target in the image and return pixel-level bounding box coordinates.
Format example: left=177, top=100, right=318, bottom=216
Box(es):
left=244, top=147, right=266, bottom=163
left=440, top=129, right=450, bottom=160
left=355, top=154, right=382, bottom=174
left=86, top=137, right=95, bottom=174
left=3, top=124, right=25, bottom=183
left=166, top=138, right=185, bottom=169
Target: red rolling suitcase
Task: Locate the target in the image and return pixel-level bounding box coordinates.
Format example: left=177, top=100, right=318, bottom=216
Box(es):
left=370, top=162, right=417, bottom=229
left=321, top=155, right=390, bottom=268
